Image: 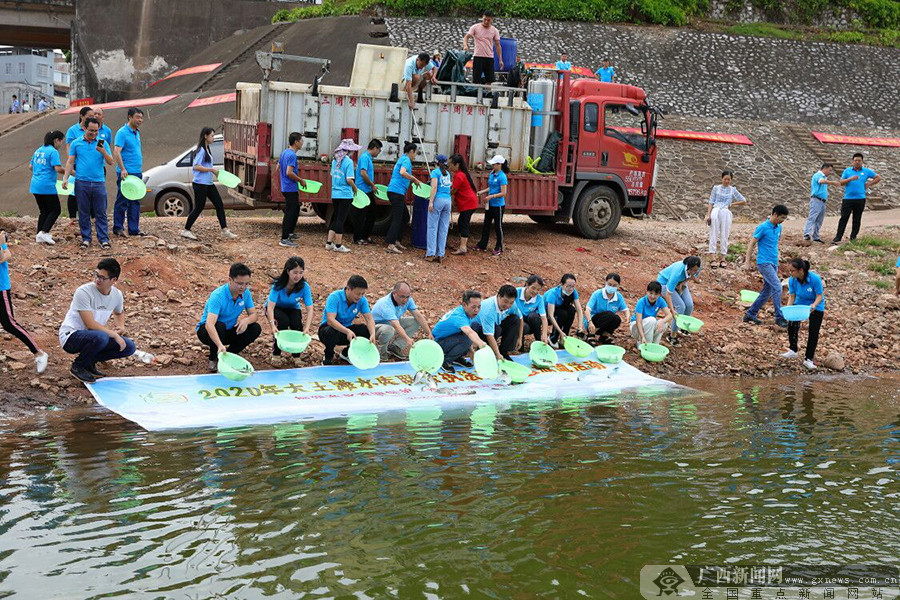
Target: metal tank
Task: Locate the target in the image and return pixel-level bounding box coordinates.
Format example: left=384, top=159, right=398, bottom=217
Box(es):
left=527, top=77, right=557, bottom=158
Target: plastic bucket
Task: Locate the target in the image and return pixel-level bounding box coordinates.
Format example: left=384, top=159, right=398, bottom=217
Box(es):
left=639, top=343, right=670, bottom=363
left=411, top=193, right=428, bottom=250
left=56, top=176, right=76, bottom=196
left=595, top=344, right=626, bottom=364
left=119, top=175, right=147, bottom=201
left=276, top=330, right=311, bottom=354
left=740, top=289, right=760, bottom=303
left=495, top=37, right=517, bottom=73
left=782, top=305, right=812, bottom=322
left=410, top=339, right=444, bottom=374
left=374, top=184, right=388, bottom=201
left=499, top=359, right=531, bottom=384
left=412, top=182, right=431, bottom=199
left=352, top=188, right=370, bottom=209
left=563, top=336, right=593, bottom=358
left=529, top=341, right=558, bottom=367
left=299, top=179, right=323, bottom=194
left=348, top=338, right=380, bottom=370
left=675, top=314, right=704, bottom=333
left=474, top=346, right=498, bottom=379
left=217, top=170, right=241, bottom=189
left=218, top=352, right=254, bottom=381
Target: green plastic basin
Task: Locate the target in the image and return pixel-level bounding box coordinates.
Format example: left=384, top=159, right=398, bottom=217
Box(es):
left=218, top=351, right=254, bottom=381
left=595, top=344, right=626, bottom=364
left=374, top=184, right=388, bottom=200
left=740, top=289, right=760, bottom=303
left=563, top=336, right=593, bottom=358
left=410, top=339, right=444, bottom=374
left=352, top=188, right=370, bottom=209
left=120, top=175, right=146, bottom=201
left=348, top=337, right=380, bottom=370
left=474, top=346, right=498, bottom=379
left=639, top=343, right=670, bottom=363
left=276, top=330, right=311, bottom=354
left=412, top=181, right=431, bottom=199
left=56, top=176, right=75, bottom=196
left=299, top=179, right=323, bottom=194
left=675, top=314, right=704, bottom=333
left=499, top=359, right=532, bottom=384
left=529, top=341, right=558, bottom=368
left=217, top=170, right=241, bottom=189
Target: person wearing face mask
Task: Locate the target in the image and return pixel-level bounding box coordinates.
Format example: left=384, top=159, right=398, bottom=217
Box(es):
left=265, top=256, right=314, bottom=359
left=657, top=256, right=702, bottom=346
left=584, top=273, right=630, bottom=345
left=544, top=273, right=584, bottom=348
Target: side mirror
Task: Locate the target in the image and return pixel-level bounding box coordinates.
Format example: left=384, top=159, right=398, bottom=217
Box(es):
left=625, top=103, right=640, bottom=116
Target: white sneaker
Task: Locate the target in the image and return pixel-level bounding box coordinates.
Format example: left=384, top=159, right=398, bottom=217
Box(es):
left=180, top=229, right=198, bottom=240
left=325, top=242, right=335, bottom=251
left=780, top=350, right=798, bottom=359
left=332, top=244, right=351, bottom=253
left=42, top=233, right=55, bottom=245
left=35, top=233, right=43, bottom=244
left=803, top=359, right=816, bottom=370
left=220, top=228, right=238, bottom=239
left=35, top=351, right=48, bottom=374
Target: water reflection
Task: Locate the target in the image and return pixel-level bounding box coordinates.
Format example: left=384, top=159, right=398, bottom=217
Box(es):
left=0, top=378, right=897, bottom=597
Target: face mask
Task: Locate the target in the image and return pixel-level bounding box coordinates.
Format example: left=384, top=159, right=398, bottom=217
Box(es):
left=562, top=288, right=573, bottom=296
left=605, top=285, right=617, bottom=295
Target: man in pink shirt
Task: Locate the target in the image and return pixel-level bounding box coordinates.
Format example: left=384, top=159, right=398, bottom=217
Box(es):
left=463, top=9, right=504, bottom=86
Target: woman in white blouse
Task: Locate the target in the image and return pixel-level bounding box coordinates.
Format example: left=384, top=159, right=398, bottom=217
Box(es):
left=705, top=170, right=748, bottom=269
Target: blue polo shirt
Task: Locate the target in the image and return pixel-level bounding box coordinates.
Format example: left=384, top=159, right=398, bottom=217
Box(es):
left=0, top=260, right=9, bottom=292
left=515, top=286, right=545, bottom=317
left=584, top=288, right=627, bottom=329
left=487, top=170, right=508, bottom=207
left=841, top=166, right=877, bottom=200
left=321, top=288, right=370, bottom=327
left=555, top=60, right=572, bottom=71
left=753, top=219, right=782, bottom=266
left=475, top=295, right=520, bottom=336
left=402, top=56, right=427, bottom=82
left=355, top=151, right=375, bottom=194
left=267, top=281, right=313, bottom=310
left=596, top=66, right=615, bottom=82
left=29, top=145, right=61, bottom=194
left=65, top=122, right=83, bottom=144
left=631, top=295, right=668, bottom=323
left=371, top=292, right=418, bottom=325
left=97, top=124, right=113, bottom=148
left=788, top=272, right=825, bottom=312
left=810, top=170, right=828, bottom=200
left=331, top=156, right=355, bottom=200
left=192, top=146, right=214, bottom=185
left=896, top=255, right=900, bottom=268
left=388, top=155, right=413, bottom=195
left=432, top=305, right=473, bottom=340
left=544, top=285, right=579, bottom=306
left=279, top=148, right=299, bottom=193
left=657, top=260, right=696, bottom=293
left=430, top=168, right=452, bottom=200
left=69, top=137, right=106, bottom=183
left=114, top=125, right=142, bottom=174
left=197, top=284, right=254, bottom=330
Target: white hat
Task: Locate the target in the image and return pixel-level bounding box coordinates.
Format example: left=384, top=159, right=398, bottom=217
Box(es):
left=487, top=154, right=506, bottom=165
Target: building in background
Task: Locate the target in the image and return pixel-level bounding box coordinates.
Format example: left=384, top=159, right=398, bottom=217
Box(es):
left=53, top=50, right=70, bottom=107
left=0, top=47, right=55, bottom=112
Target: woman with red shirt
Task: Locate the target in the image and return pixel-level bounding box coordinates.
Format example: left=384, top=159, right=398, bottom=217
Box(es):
left=449, top=154, right=478, bottom=255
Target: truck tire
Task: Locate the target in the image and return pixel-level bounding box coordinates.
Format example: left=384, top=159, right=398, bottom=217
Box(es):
left=299, top=201, right=316, bottom=218
left=573, top=186, right=622, bottom=239
left=372, top=205, right=409, bottom=237
left=312, top=202, right=330, bottom=223
left=155, top=190, right=192, bottom=217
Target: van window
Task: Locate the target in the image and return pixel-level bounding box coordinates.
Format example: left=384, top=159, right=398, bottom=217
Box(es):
left=584, top=103, right=598, bottom=133
left=176, top=150, right=193, bottom=168
left=210, top=141, right=224, bottom=165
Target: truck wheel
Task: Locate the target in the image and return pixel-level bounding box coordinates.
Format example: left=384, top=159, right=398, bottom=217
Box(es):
left=372, top=205, right=409, bottom=237
left=299, top=201, right=316, bottom=218
left=155, top=190, right=192, bottom=217
left=573, top=186, right=622, bottom=239
left=312, top=202, right=330, bottom=223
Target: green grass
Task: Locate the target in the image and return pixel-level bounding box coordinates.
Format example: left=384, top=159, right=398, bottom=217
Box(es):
left=726, top=22, right=899, bottom=48
left=869, top=261, right=895, bottom=276
left=869, top=279, right=891, bottom=290
left=843, top=236, right=900, bottom=257
left=0, top=211, right=18, bottom=217
left=726, top=242, right=746, bottom=261
left=141, top=211, right=156, bottom=218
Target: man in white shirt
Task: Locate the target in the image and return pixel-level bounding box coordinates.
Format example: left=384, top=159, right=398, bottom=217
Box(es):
left=371, top=281, right=432, bottom=360
left=59, top=258, right=135, bottom=382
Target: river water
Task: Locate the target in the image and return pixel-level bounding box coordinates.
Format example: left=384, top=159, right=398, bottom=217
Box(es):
left=0, top=376, right=897, bottom=598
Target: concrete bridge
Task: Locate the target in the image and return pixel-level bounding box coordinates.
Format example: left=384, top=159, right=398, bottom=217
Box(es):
left=0, top=0, right=74, bottom=48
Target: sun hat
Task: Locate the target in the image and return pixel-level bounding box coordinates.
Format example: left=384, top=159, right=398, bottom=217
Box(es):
left=435, top=154, right=448, bottom=165
left=487, top=154, right=506, bottom=165
left=335, top=138, right=362, bottom=153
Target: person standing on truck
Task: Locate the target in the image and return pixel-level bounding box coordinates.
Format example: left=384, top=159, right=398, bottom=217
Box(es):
left=402, top=53, right=433, bottom=110
left=555, top=53, right=572, bottom=72
left=832, top=152, right=882, bottom=244
left=463, top=9, right=503, bottom=86
left=181, top=127, right=237, bottom=241
left=426, top=154, right=452, bottom=263
left=278, top=132, right=304, bottom=248
left=595, top=58, right=615, bottom=83
left=475, top=154, right=508, bottom=256
left=327, top=138, right=361, bottom=253
left=386, top=142, right=423, bottom=255
left=449, top=154, right=478, bottom=255
left=112, top=108, right=146, bottom=238
left=545, top=273, right=584, bottom=347
left=352, top=139, right=382, bottom=246
left=705, top=170, right=748, bottom=269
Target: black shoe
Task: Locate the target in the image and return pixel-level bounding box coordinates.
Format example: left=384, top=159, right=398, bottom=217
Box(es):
left=666, top=334, right=680, bottom=346
left=87, top=364, right=107, bottom=378
left=775, top=318, right=788, bottom=328
left=803, top=235, right=810, bottom=241
left=441, top=360, right=456, bottom=373
left=70, top=364, right=96, bottom=383
left=812, top=238, right=824, bottom=244
left=113, top=229, right=126, bottom=237
left=129, top=230, right=149, bottom=237
left=288, top=232, right=299, bottom=240
left=831, top=239, right=841, bottom=245
left=743, top=314, right=761, bottom=325
left=452, top=357, right=473, bottom=368
left=321, top=358, right=333, bottom=366
left=337, top=349, right=349, bottom=363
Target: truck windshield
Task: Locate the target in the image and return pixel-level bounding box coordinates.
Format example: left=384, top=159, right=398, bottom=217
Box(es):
left=604, top=104, right=648, bottom=151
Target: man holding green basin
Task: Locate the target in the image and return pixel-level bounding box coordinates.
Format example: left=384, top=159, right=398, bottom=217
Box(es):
left=318, top=275, right=377, bottom=366
left=432, top=291, right=487, bottom=373
left=371, top=281, right=433, bottom=360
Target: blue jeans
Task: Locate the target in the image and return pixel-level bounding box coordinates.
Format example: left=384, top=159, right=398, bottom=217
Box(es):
left=747, top=263, right=783, bottom=321
left=426, top=196, right=451, bottom=257
left=74, top=180, right=109, bottom=243
left=436, top=332, right=472, bottom=364
left=804, top=197, right=826, bottom=240
left=668, top=285, right=694, bottom=332
left=113, top=172, right=142, bottom=234
left=63, top=330, right=135, bottom=368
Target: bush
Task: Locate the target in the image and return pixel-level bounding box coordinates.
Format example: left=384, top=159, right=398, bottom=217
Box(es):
left=850, top=0, right=900, bottom=30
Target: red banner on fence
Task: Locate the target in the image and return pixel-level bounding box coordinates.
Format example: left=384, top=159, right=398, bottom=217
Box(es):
left=163, top=63, right=221, bottom=80
left=70, top=97, right=94, bottom=108
left=614, top=127, right=753, bottom=145
left=60, top=95, right=178, bottom=115
left=187, top=93, right=236, bottom=109
left=812, top=131, right=900, bottom=148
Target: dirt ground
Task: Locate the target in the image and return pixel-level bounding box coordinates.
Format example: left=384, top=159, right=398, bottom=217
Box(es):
left=0, top=209, right=898, bottom=419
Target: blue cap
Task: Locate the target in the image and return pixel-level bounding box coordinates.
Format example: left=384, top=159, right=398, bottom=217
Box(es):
left=435, top=154, right=448, bottom=164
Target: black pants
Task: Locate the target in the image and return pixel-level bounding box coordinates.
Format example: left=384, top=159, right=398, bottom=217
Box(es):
left=197, top=321, right=261, bottom=361
left=351, top=191, right=376, bottom=242
left=272, top=306, right=303, bottom=356
left=457, top=209, right=475, bottom=238
left=281, top=191, right=300, bottom=240
left=329, top=197, right=352, bottom=235
left=549, top=304, right=576, bottom=343
left=833, top=198, right=865, bottom=242
left=788, top=310, right=824, bottom=361
left=591, top=311, right=622, bottom=341
left=67, top=195, right=78, bottom=219
left=0, top=289, right=38, bottom=354
left=318, top=323, right=369, bottom=363
left=521, top=312, right=544, bottom=343
left=472, top=56, right=495, bottom=85
left=477, top=206, right=504, bottom=251
left=186, top=183, right=227, bottom=230
left=386, top=191, right=406, bottom=245
left=34, top=193, right=60, bottom=233
left=472, top=314, right=520, bottom=359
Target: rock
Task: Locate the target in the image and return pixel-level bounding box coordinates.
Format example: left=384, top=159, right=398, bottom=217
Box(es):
left=156, top=239, right=167, bottom=247
left=29, top=378, right=40, bottom=388
left=155, top=354, right=174, bottom=366
left=149, top=339, right=163, bottom=348
left=173, top=357, right=192, bottom=366
left=166, top=289, right=180, bottom=302
left=822, top=351, right=845, bottom=371
left=9, top=361, right=26, bottom=370
left=9, top=350, right=31, bottom=362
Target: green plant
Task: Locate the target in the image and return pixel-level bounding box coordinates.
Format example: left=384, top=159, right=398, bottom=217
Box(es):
left=869, top=279, right=890, bottom=290
left=869, top=261, right=894, bottom=276
left=844, top=236, right=900, bottom=254
left=0, top=211, right=18, bottom=217
left=727, top=242, right=746, bottom=258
